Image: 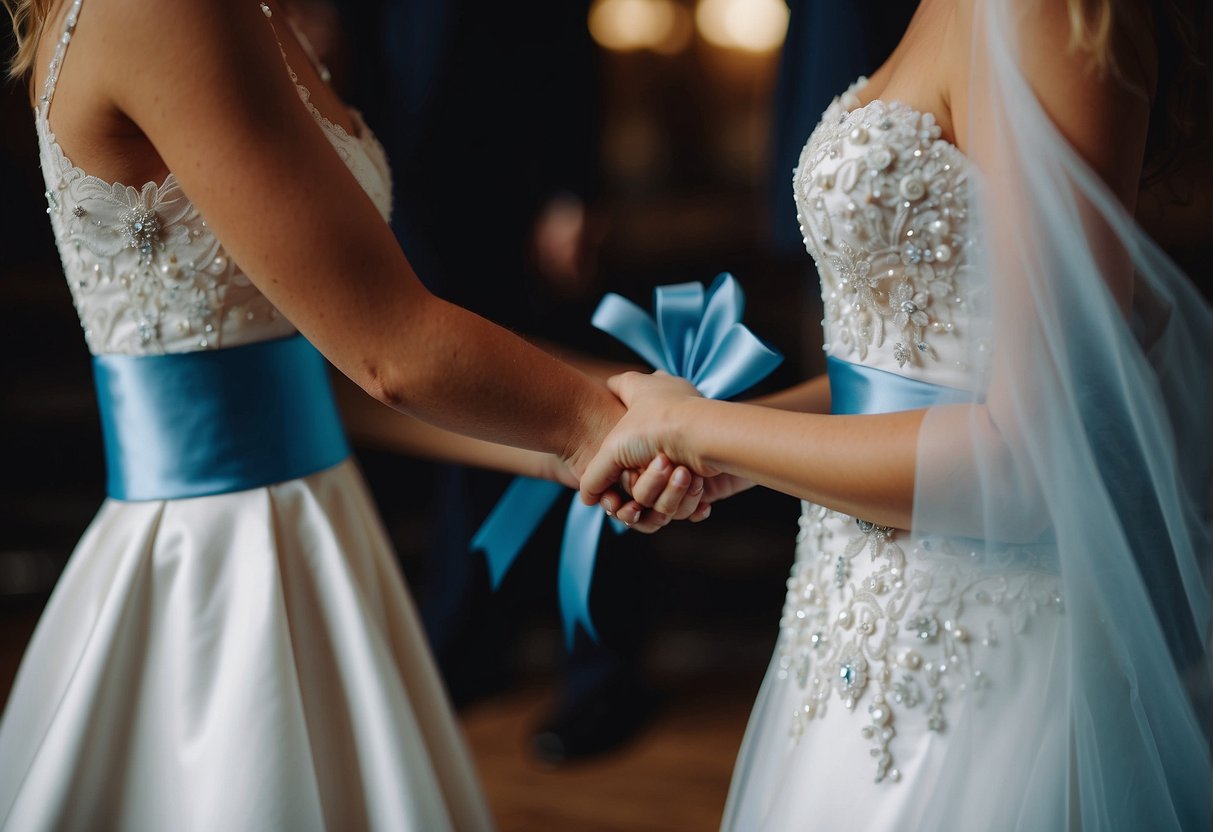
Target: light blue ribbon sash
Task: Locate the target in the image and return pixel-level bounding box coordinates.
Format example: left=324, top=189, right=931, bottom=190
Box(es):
left=826, top=355, right=971, bottom=414
left=93, top=334, right=350, bottom=501
left=472, top=273, right=783, bottom=645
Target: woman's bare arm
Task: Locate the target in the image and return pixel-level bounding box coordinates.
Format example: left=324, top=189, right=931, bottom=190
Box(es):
left=746, top=373, right=831, bottom=413
left=90, top=0, right=615, bottom=474
left=584, top=0, right=1156, bottom=528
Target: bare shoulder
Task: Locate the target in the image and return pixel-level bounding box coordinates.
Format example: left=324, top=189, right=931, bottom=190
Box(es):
left=952, top=0, right=1153, bottom=202
left=31, top=0, right=291, bottom=183
left=94, top=0, right=294, bottom=123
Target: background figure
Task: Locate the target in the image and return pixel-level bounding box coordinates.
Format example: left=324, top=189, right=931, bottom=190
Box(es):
left=335, top=0, right=659, bottom=762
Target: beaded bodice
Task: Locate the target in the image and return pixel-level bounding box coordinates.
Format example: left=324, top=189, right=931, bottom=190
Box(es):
left=794, top=78, right=979, bottom=390
left=35, top=0, right=393, bottom=357
left=780, top=81, right=1062, bottom=784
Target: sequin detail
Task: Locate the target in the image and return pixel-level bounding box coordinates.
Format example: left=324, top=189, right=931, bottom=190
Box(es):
left=794, top=78, right=973, bottom=369
left=777, top=504, right=1063, bottom=783
left=33, top=0, right=392, bottom=356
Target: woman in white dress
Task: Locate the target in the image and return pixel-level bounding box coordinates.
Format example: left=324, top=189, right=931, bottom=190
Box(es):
left=0, top=0, right=706, bottom=829
left=583, top=0, right=1212, bottom=828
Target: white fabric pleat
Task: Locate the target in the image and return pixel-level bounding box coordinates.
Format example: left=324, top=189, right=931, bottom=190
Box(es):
left=0, top=461, right=493, bottom=831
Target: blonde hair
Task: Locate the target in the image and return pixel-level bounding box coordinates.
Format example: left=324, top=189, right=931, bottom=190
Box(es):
left=1066, top=0, right=1119, bottom=75
left=3, top=0, right=57, bottom=81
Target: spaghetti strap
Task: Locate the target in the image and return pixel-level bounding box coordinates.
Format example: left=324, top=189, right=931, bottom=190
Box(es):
left=38, top=0, right=85, bottom=118
left=258, top=2, right=332, bottom=87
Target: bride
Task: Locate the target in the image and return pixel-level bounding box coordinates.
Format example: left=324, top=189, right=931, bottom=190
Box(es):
left=0, top=0, right=706, bottom=828
left=584, top=0, right=1212, bottom=828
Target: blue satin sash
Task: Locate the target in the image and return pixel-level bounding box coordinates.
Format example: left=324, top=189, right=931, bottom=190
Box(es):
left=93, top=334, right=350, bottom=501
left=827, top=356, right=971, bottom=415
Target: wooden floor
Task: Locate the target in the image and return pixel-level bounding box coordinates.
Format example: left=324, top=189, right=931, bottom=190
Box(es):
left=1, top=607, right=757, bottom=831
left=462, top=682, right=752, bottom=832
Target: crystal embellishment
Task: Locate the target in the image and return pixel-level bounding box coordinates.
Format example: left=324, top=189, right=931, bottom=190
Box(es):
left=909, top=614, right=940, bottom=642
left=119, top=207, right=161, bottom=259
left=32, top=0, right=393, bottom=356
left=793, top=77, right=972, bottom=369
left=777, top=503, right=1063, bottom=784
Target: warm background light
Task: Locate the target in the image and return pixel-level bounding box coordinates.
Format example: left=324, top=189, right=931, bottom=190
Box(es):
left=651, top=3, right=695, bottom=55
left=589, top=0, right=678, bottom=52
left=694, top=0, right=789, bottom=53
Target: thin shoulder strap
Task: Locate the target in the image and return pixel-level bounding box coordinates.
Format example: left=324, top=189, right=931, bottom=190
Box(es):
left=39, top=0, right=85, bottom=114
left=258, top=2, right=331, bottom=85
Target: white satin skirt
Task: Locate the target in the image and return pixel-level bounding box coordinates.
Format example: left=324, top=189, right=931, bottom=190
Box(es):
left=0, top=460, right=493, bottom=831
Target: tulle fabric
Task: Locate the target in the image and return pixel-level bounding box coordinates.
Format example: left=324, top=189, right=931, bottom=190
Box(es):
left=911, top=0, right=1212, bottom=828
left=0, top=461, right=494, bottom=831
left=723, top=0, right=1210, bottom=828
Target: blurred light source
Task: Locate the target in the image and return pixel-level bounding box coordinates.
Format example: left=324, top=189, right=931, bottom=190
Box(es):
left=589, top=0, right=681, bottom=52
left=653, top=3, right=695, bottom=55
left=695, top=0, right=788, bottom=53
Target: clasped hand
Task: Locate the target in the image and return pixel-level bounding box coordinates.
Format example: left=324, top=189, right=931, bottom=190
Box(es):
left=581, top=371, right=753, bottom=527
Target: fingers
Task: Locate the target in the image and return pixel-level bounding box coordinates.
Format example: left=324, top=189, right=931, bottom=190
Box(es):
left=626, top=454, right=675, bottom=510
left=672, top=472, right=706, bottom=519
left=620, top=469, right=636, bottom=495
left=578, top=444, right=628, bottom=506
left=620, top=454, right=705, bottom=519
left=605, top=371, right=641, bottom=401
left=628, top=506, right=673, bottom=534
left=597, top=488, right=625, bottom=518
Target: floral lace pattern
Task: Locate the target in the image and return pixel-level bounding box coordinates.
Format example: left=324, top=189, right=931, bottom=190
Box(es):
left=794, top=79, right=974, bottom=369
left=777, top=504, right=1063, bottom=784
left=35, top=0, right=393, bottom=356
left=774, top=78, right=1059, bottom=787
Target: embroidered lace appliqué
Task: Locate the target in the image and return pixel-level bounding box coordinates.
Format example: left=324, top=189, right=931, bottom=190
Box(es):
left=35, top=0, right=393, bottom=356
left=777, top=504, right=1063, bottom=784
left=794, top=79, right=974, bottom=369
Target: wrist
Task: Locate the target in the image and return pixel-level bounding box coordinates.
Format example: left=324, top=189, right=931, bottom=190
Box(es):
left=534, top=453, right=579, bottom=488
left=562, top=379, right=623, bottom=478
left=670, top=396, right=715, bottom=476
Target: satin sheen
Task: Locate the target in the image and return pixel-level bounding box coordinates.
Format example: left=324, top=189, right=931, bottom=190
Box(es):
left=94, top=335, right=350, bottom=501
left=1, top=0, right=494, bottom=826
left=473, top=274, right=782, bottom=645
left=0, top=464, right=492, bottom=830
left=826, top=356, right=970, bottom=415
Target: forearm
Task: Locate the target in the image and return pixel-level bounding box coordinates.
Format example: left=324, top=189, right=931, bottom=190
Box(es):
left=361, top=294, right=622, bottom=469
left=111, top=0, right=620, bottom=469
left=746, top=373, right=831, bottom=413
left=334, top=375, right=570, bottom=481
left=677, top=398, right=925, bottom=528
left=528, top=337, right=640, bottom=383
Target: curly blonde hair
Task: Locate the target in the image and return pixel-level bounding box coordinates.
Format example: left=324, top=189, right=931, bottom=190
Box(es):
left=3, top=0, right=56, bottom=81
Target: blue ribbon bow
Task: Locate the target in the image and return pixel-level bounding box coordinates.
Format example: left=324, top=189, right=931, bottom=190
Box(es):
left=471, top=273, right=783, bottom=645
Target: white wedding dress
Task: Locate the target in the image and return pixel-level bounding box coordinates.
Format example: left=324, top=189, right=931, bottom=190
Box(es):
left=722, top=79, right=1069, bottom=829
left=0, top=2, right=493, bottom=829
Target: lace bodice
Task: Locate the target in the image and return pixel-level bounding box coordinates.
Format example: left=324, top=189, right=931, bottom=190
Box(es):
left=794, top=78, right=980, bottom=390
left=36, top=0, right=393, bottom=357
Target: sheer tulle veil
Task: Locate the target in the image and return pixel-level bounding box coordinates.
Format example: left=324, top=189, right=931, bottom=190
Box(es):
left=909, top=0, right=1212, bottom=827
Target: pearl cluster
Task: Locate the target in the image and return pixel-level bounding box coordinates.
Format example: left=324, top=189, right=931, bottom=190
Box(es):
left=777, top=504, right=1063, bottom=784
left=793, top=78, right=972, bottom=369
left=32, top=0, right=392, bottom=356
